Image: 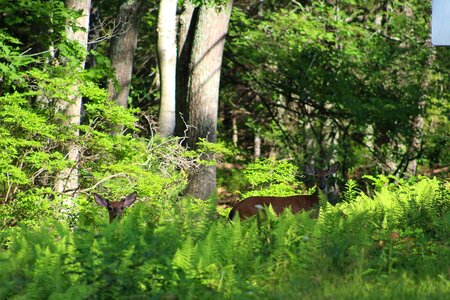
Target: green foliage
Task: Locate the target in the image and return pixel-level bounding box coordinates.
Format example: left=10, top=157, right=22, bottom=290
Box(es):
left=244, top=159, right=298, bottom=188
left=0, top=177, right=449, bottom=298
left=223, top=1, right=450, bottom=174
left=0, top=0, right=74, bottom=54
left=190, top=0, right=229, bottom=8
left=0, top=60, right=191, bottom=226
left=0, top=3, right=198, bottom=228
left=0, top=193, right=217, bottom=299
left=168, top=176, right=450, bottom=298
left=185, top=138, right=236, bottom=167
left=0, top=1, right=449, bottom=299
left=343, top=179, right=359, bottom=202
left=240, top=159, right=304, bottom=198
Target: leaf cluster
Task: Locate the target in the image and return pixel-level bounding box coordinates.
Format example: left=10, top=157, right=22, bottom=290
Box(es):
left=240, top=158, right=304, bottom=198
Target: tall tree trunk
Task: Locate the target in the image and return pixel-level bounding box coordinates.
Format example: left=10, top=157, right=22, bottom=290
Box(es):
left=177, top=0, right=233, bottom=199
left=175, top=1, right=196, bottom=137
left=157, top=0, right=178, bottom=137
left=55, top=0, right=91, bottom=196
left=406, top=48, right=434, bottom=175
left=107, top=0, right=145, bottom=108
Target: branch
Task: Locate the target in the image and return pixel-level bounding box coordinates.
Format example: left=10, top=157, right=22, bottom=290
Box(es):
left=75, top=173, right=128, bottom=194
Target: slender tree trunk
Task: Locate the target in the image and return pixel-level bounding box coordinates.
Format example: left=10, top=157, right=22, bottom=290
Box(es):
left=157, top=0, right=178, bottom=137
left=406, top=113, right=423, bottom=175
left=232, top=113, right=238, bottom=146
left=254, top=131, right=261, bottom=159
left=175, top=1, right=196, bottom=137
left=107, top=0, right=145, bottom=108
left=178, top=0, right=233, bottom=199
left=55, top=0, right=91, bottom=196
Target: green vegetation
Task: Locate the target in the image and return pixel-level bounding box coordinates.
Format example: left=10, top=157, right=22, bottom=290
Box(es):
left=1, top=174, right=449, bottom=299
left=1, top=0, right=449, bottom=299
left=222, top=1, right=449, bottom=174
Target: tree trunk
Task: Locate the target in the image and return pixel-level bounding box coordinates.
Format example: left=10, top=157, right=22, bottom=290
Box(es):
left=254, top=130, right=261, bottom=159
left=55, top=0, right=91, bottom=196
left=175, top=1, right=196, bottom=137
left=406, top=49, right=434, bottom=175
left=232, top=113, right=238, bottom=146
left=107, top=0, right=145, bottom=108
left=406, top=113, right=423, bottom=175
left=157, top=0, right=178, bottom=137
left=178, top=0, right=233, bottom=199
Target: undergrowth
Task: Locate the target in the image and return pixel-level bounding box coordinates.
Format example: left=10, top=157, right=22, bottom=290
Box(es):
left=0, top=176, right=449, bottom=299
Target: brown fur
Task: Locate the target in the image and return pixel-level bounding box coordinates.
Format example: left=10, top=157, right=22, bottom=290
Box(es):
left=94, top=192, right=137, bottom=223
left=229, top=163, right=339, bottom=220
left=229, top=191, right=319, bottom=220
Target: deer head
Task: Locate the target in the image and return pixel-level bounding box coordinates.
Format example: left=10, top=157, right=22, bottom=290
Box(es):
left=305, top=162, right=339, bottom=193
left=94, top=192, right=137, bottom=223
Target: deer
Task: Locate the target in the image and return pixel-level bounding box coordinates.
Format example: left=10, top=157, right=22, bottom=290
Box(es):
left=228, top=163, right=339, bottom=220
left=93, top=192, right=137, bottom=223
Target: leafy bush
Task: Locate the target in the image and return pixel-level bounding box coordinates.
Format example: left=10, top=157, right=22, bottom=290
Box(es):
left=0, top=30, right=194, bottom=229
left=241, top=159, right=305, bottom=198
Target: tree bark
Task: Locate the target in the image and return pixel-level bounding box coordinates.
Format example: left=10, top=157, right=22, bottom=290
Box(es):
left=107, top=0, right=146, bottom=108
left=177, top=1, right=233, bottom=199
left=55, top=0, right=91, bottom=196
left=254, top=131, right=261, bottom=159
left=157, top=0, right=178, bottom=137
left=175, top=1, right=196, bottom=137
left=232, top=113, right=238, bottom=146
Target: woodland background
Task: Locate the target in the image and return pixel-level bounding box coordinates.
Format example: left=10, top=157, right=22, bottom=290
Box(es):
left=0, top=0, right=449, bottom=299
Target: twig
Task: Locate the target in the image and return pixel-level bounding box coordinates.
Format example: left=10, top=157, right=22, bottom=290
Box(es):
left=75, top=173, right=128, bottom=194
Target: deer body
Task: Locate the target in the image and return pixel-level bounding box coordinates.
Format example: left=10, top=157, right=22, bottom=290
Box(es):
left=94, top=192, right=137, bottom=223
left=228, top=192, right=320, bottom=220
left=229, top=163, right=339, bottom=220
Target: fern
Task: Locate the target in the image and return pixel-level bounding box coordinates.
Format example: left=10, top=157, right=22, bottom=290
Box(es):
left=173, top=237, right=196, bottom=274
left=0, top=176, right=449, bottom=299
left=344, top=179, right=360, bottom=202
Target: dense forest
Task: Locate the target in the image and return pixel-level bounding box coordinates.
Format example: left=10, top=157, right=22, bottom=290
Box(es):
left=0, top=0, right=449, bottom=299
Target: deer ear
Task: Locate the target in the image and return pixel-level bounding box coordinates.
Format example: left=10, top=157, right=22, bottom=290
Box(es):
left=305, top=164, right=315, bottom=176
left=94, top=194, right=109, bottom=207
left=123, top=192, right=137, bottom=207
left=328, top=162, right=340, bottom=174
